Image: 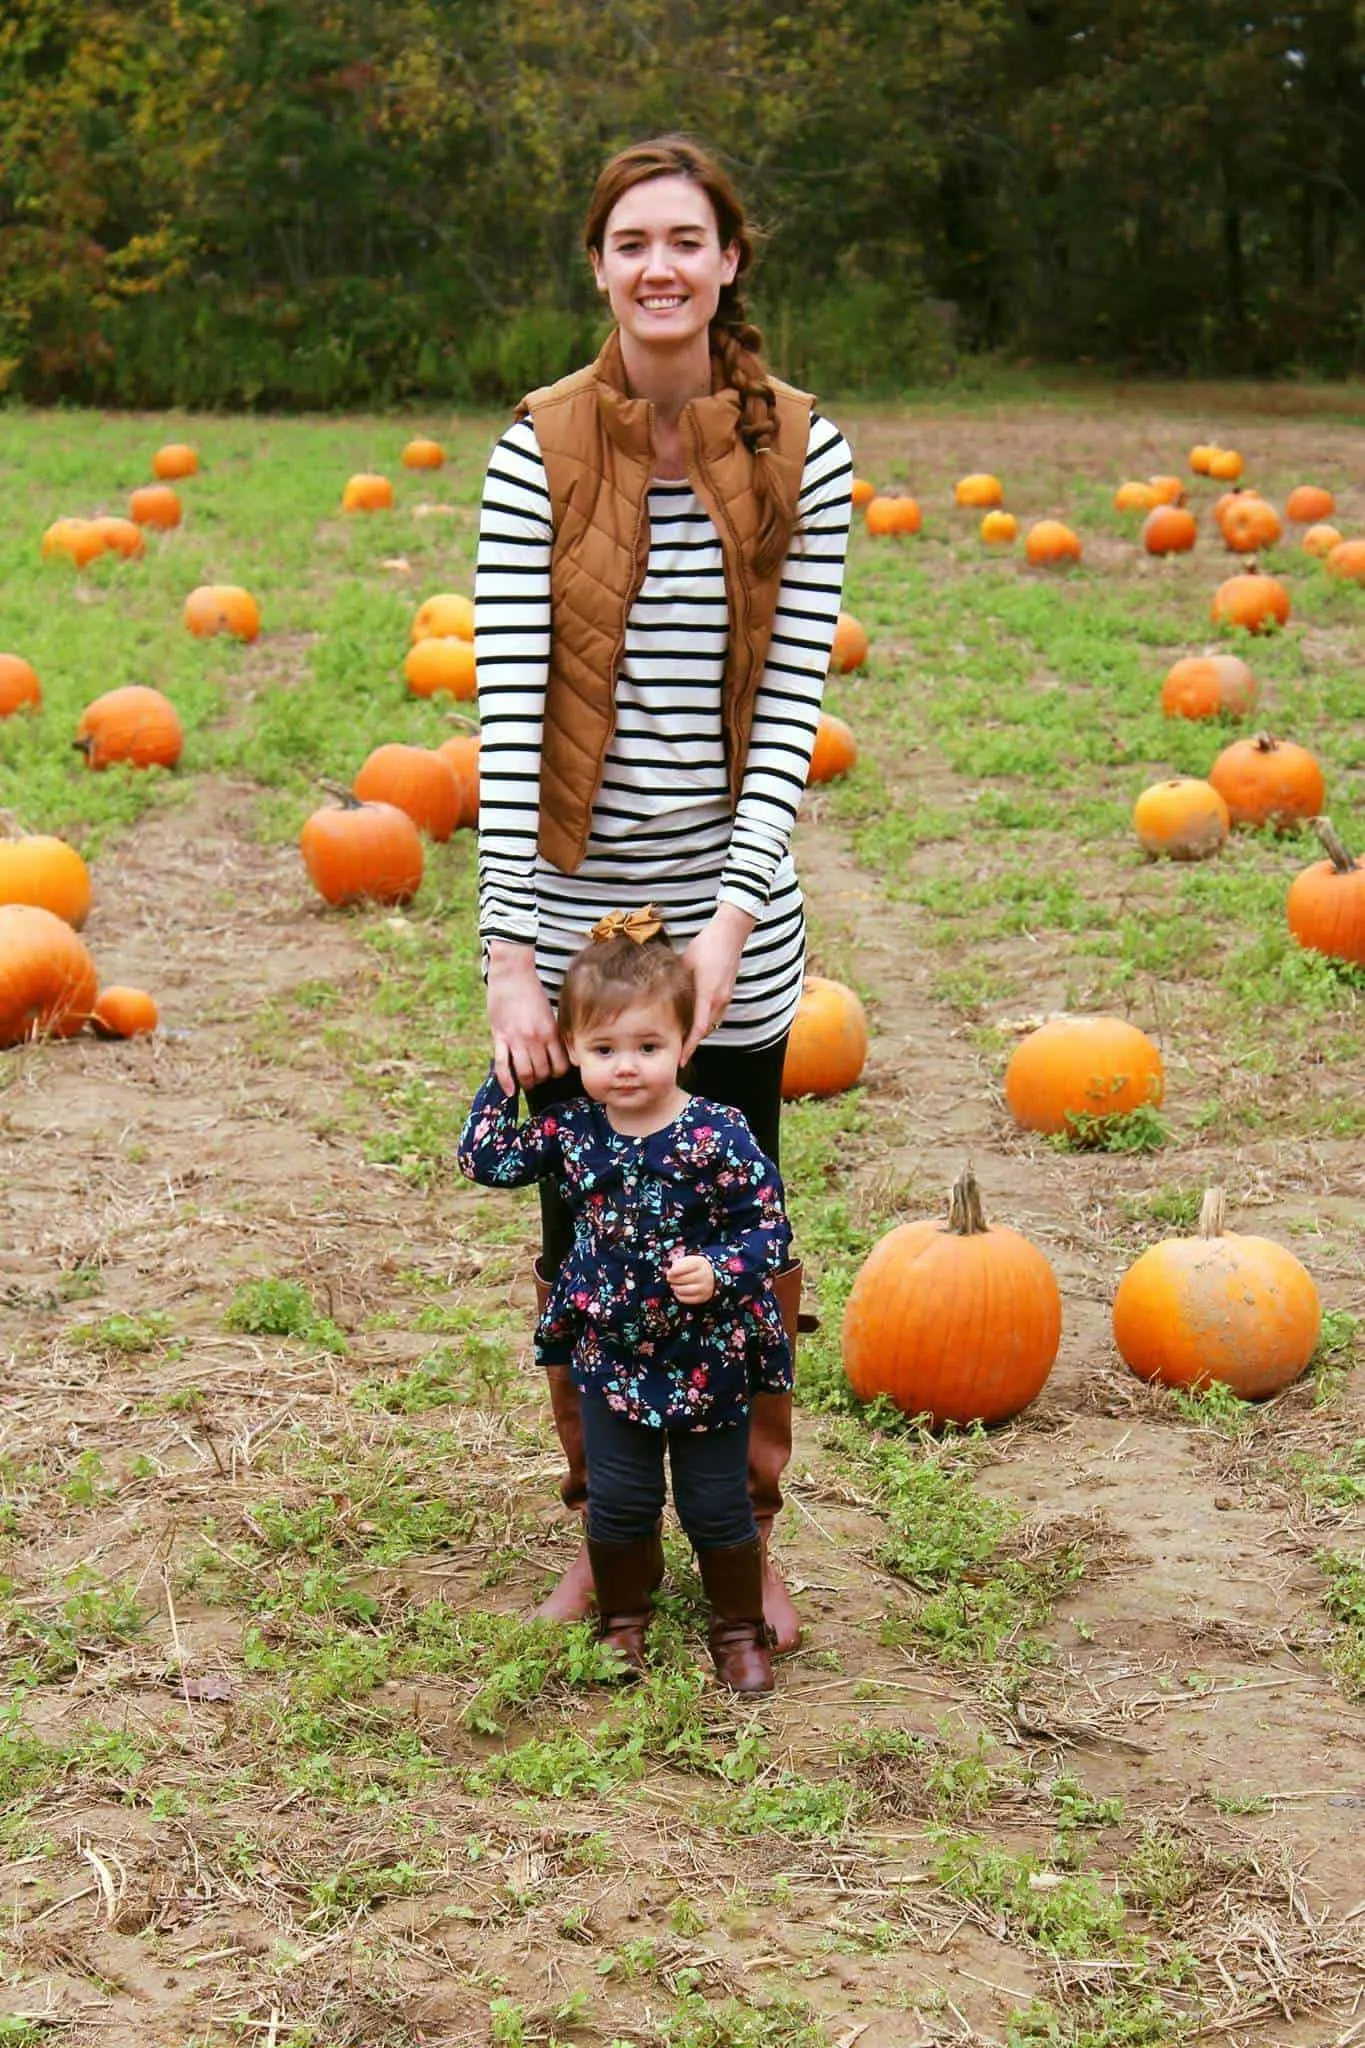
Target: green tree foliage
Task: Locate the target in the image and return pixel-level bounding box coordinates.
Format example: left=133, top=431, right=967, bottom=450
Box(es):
left=2, top=0, right=1363, bottom=406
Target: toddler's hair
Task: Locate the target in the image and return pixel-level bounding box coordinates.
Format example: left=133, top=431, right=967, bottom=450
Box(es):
left=558, top=924, right=696, bottom=1043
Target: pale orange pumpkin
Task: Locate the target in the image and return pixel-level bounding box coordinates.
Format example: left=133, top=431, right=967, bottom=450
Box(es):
left=1208, top=447, right=1245, bottom=481
left=90, top=986, right=159, bottom=1038
left=353, top=744, right=461, bottom=842
left=841, top=1165, right=1062, bottom=1428
left=1114, top=481, right=1160, bottom=514
left=1286, top=818, right=1365, bottom=968
left=850, top=478, right=876, bottom=508
left=128, top=484, right=182, bottom=530
left=980, top=511, right=1017, bottom=545
left=42, top=518, right=105, bottom=568
left=1004, top=1014, right=1164, bottom=1136
left=0, top=905, right=97, bottom=1047
left=1147, top=475, right=1187, bottom=506
left=830, top=612, right=869, bottom=673
left=1142, top=505, right=1197, bottom=555
left=1208, top=733, right=1325, bottom=829
left=91, top=515, right=147, bottom=559
left=434, top=731, right=481, bottom=830
left=1113, top=1187, right=1320, bottom=1398
left=342, top=473, right=394, bottom=513
left=0, top=834, right=91, bottom=927
left=183, top=584, right=261, bottom=642
left=1284, top=485, right=1334, bottom=523
left=404, top=635, right=477, bottom=700
left=806, top=712, right=857, bottom=785
left=410, top=592, right=475, bottom=643
left=74, top=686, right=184, bottom=771
left=781, top=976, right=868, bottom=1099
left=1211, top=572, right=1291, bottom=634
left=153, top=443, right=198, bottom=480
left=865, top=495, right=922, bottom=537
left=0, top=655, right=42, bottom=719
left=1325, top=538, right=1365, bottom=583
left=955, top=473, right=1003, bottom=508
left=1221, top=496, right=1282, bottom=553
left=1303, top=523, right=1343, bottom=559
left=1160, top=654, right=1258, bottom=721
left=1132, top=778, right=1229, bottom=861
left=1025, top=519, right=1081, bottom=566
left=1189, top=444, right=1216, bottom=475
left=300, top=791, right=425, bottom=908
left=402, top=438, right=445, bottom=470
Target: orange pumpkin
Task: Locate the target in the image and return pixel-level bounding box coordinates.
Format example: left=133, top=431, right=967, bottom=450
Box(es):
left=1025, top=519, right=1081, bottom=566
left=1221, top=496, right=1282, bottom=553
left=42, top=518, right=105, bottom=568
left=841, top=1165, right=1062, bottom=1428
left=342, top=473, right=394, bottom=513
left=300, top=791, right=425, bottom=908
left=1160, top=654, right=1258, bottom=721
left=353, top=744, right=461, bottom=842
left=1208, top=447, right=1245, bottom=481
left=0, top=655, right=42, bottom=719
left=1286, top=819, right=1365, bottom=968
left=411, top=592, right=476, bottom=643
left=1303, top=524, right=1343, bottom=559
left=806, top=712, right=857, bottom=785
left=128, top=484, right=182, bottom=530
left=402, top=438, right=445, bottom=470
left=955, top=473, right=1003, bottom=508
left=1148, top=475, right=1187, bottom=506
left=865, top=495, right=922, bottom=537
left=1208, top=733, right=1325, bottom=830
left=1114, top=481, right=1161, bottom=514
left=1325, top=538, right=1365, bottom=583
left=90, top=986, right=159, bottom=1038
left=91, top=515, right=147, bottom=559
left=404, top=635, right=477, bottom=700
left=850, top=478, right=876, bottom=508
left=1113, top=1188, right=1320, bottom=1399
left=74, top=686, right=183, bottom=771
left=980, top=511, right=1017, bottom=545
left=0, top=905, right=97, bottom=1048
left=1132, top=778, right=1229, bottom=861
left=830, top=612, right=869, bottom=673
left=1142, top=505, right=1197, bottom=556
left=183, top=584, right=261, bottom=642
left=434, top=731, right=481, bottom=830
left=1004, top=1014, right=1164, bottom=1136
left=153, top=443, right=198, bottom=480
left=0, top=834, right=91, bottom=927
left=1284, top=485, right=1334, bottom=523
left=1189, top=444, right=1216, bottom=475
left=1211, top=572, right=1290, bottom=634
left=781, top=977, right=868, bottom=1100
left=1212, top=488, right=1259, bottom=529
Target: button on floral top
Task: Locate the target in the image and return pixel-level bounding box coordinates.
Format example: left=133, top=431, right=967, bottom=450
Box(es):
left=457, top=1071, right=793, bottom=1431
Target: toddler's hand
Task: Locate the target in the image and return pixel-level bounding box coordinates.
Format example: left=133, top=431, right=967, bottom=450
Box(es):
left=666, top=1254, right=717, bottom=1305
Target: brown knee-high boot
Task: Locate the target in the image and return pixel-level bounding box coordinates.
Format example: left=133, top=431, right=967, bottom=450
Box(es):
left=698, top=1537, right=774, bottom=1694
left=531, top=1260, right=595, bottom=1624
left=752, top=1262, right=819, bottom=1655
left=587, top=1530, right=665, bottom=1681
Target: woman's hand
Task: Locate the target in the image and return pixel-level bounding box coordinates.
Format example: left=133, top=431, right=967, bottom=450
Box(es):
left=680, top=903, right=757, bottom=1062
left=486, top=940, right=568, bottom=1094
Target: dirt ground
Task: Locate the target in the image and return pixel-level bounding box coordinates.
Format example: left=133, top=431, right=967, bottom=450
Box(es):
left=3, top=400, right=1364, bottom=2048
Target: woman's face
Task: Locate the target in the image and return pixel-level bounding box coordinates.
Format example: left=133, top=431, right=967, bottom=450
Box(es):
left=591, top=175, right=739, bottom=357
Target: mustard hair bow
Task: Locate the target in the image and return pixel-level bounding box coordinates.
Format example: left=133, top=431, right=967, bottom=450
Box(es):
left=589, top=904, right=664, bottom=946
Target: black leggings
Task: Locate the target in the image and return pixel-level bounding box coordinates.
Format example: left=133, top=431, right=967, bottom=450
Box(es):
left=526, top=1034, right=788, bottom=1279
left=580, top=1396, right=756, bottom=1550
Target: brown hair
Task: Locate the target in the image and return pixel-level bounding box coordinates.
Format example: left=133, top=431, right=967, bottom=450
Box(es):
left=584, top=135, right=797, bottom=578
left=558, top=927, right=696, bottom=1044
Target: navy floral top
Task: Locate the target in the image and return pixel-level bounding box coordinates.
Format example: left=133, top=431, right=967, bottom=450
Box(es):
left=457, top=1072, right=793, bottom=1431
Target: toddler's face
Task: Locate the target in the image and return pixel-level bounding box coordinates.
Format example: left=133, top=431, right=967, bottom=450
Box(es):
left=568, top=997, right=684, bottom=1122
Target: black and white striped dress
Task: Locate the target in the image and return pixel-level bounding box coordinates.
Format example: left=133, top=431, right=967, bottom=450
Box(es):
left=474, top=409, right=852, bottom=1049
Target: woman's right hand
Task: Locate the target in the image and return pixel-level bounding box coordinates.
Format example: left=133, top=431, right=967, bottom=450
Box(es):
left=486, top=940, right=568, bottom=1095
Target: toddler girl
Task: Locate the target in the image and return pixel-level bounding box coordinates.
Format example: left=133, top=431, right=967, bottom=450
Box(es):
left=457, top=909, right=793, bottom=1694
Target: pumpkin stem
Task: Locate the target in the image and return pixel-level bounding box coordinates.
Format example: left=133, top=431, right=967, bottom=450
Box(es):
left=1197, top=1187, right=1227, bottom=1239
left=1251, top=732, right=1278, bottom=754
left=318, top=777, right=364, bottom=810
left=946, top=1164, right=989, bottom=1236
left=1312, top=815, right=1359, bottom=875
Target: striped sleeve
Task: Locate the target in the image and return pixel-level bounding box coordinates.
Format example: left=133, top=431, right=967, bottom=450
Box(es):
left=474, top=416, right=553, bottom=945
left=718, top=415, right=853, bottom=916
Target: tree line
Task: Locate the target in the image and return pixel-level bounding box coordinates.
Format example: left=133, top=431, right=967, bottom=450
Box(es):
left=3, top=0, right=1363, bottom=408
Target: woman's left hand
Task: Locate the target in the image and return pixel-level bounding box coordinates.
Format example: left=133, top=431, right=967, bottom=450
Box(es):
left=680, top=903, right=757, bottom=1062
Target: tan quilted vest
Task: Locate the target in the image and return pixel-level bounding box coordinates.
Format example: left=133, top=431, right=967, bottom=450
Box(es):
left=517, top=329, right=813, bottom=874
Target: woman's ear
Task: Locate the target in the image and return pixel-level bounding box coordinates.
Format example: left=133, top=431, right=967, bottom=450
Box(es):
left=720, top=240, right=740, bottom=288
left=588, top=248, right=609, bottom=296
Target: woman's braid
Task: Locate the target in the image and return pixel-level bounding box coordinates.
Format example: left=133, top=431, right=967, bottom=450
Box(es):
left=711, top=283, right=792, bottom=578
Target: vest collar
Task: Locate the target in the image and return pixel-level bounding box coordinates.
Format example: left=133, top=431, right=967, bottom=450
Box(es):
left=592, top=328, right=741, bottom=461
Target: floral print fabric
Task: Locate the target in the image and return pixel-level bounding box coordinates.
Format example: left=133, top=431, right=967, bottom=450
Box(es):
left=458, top=1071, right=793, bottom=1431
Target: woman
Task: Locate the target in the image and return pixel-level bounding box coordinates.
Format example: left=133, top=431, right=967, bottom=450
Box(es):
left=473, top=134, right=852, bottom=1650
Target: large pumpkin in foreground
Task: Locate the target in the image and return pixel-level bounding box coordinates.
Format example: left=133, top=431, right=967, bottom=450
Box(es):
left=781, top=976, right=868, bottom=1099
left=1286, top=819, right=1365, bottom=969
left=0, top=905, right=98, bottom=1047
left=1005, top=1015, right=1164, bottom=1135
left=74, top=686, right=183, bottom=771
left=1113, top=1187, right=1319, bottom=1398
left=843, top=1165, right=1062, bottom=1427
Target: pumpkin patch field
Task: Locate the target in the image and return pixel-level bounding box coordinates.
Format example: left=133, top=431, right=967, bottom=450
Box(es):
left=2, top=394, right=1364, bottom=2048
